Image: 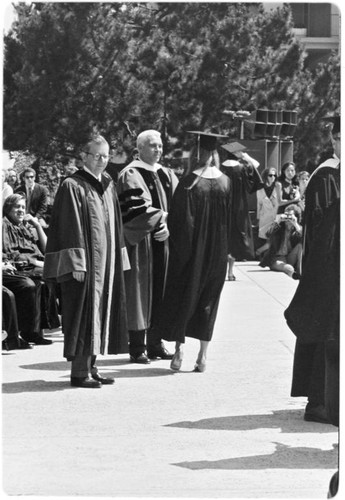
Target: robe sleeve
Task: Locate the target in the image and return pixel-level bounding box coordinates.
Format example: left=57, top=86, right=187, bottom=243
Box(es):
left=43, top=180, right=87, bottom=282
left=303, top=167, right=340, bottom=263
left=117, top=167, right=165, bottom=246
left=241, top=162, right=263, bottom=194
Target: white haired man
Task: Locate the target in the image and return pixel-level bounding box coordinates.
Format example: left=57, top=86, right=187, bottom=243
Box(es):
left=117, top=130, right=179, bottom=363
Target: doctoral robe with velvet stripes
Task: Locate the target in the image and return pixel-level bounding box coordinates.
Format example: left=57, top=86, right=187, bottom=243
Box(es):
left=43, top=170, right=128, bottom=359
left=116, top=160, right=178, bottom=331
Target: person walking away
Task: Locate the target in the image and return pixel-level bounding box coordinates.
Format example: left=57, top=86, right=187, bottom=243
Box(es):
left=157, top=131, right=232, bottom=372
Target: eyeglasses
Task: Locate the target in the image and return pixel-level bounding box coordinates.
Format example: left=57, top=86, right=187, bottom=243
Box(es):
left=268, top=174, right=277, bottom=177
left=25, top=176, right=35, bottom=179
left=84, top=152, right=109, bottom=161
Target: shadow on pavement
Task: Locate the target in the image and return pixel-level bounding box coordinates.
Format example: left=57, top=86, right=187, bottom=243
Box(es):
left=165, top=410, right=337, bottom=434
left=2, top=380, right=70, bottom=393
left=173, top=442, right=338, bottom=470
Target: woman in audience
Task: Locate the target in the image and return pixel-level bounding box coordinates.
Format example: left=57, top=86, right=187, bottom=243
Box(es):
left=2, top=193, right=59, bottom=345
left=255, top=167, right=279, bottom=258
left=276, top=162, right=300, bottom=214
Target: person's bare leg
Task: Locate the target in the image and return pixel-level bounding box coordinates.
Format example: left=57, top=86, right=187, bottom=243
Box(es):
left=227, top=255, right=236, bottom=281
left=194, top=340, right=209, bottom=372
left=170, top=341, right=184, bottom=371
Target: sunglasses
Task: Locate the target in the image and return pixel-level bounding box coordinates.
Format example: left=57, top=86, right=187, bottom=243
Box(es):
left=268, top=174, right=277, bottom=177
left=25, top=175, right=35, bottom=179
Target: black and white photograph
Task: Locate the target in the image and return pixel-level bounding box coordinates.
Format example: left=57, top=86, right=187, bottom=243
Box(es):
left=1, top=1, right=341, bottom=498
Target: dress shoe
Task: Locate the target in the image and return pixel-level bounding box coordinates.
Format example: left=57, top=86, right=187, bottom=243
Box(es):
left=31, top=336, right=53, bottom=345
left=18, top=338, right=33, bottom=349
left=21, top=333, right=53, bottom=345
left=130, top=353, right=151, bottom=364
left=91, top=372, right=115, bottom=385
left=304, top=404, right=329, bottom=423
left=170, top=351, right=183, bottom=371
left=147, top=346, right=173, bottom=360
left=70, top=377, right=102, bottom=388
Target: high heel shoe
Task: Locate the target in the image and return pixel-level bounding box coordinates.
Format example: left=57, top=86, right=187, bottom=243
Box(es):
left=170, top=351, right=183, bottom=371
left=193, top=361, right=206, bottom=372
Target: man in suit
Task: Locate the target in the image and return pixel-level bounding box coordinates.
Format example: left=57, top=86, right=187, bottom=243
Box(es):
left=15, top=167, right=49, bottom=227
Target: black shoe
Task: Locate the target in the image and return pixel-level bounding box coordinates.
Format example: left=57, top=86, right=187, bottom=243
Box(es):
left=18, top=338, right=34, bottom=349
left=32, top=336, right=53, bottom=345
left=130, top=353, right=151, bottom=364
left=147, top=346, right=173, bottom=360
left=292, top=272, right=301, bottom=280
left=91, top=372, right=115, bottom=385
left=304, top=404, right=329, bottom=423
left=70, top=377, right=102, bottom=388
left=2, top=338, right=33, bottom=350
left=21, top=333, right=53, bottom=345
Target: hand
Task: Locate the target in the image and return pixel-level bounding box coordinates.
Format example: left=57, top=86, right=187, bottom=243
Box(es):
left=153, top=223, right=169, bottom=242
left=2, top=262, right=16, bottom=273
left=72, top=271, right=86, bottom=282
left=23, top=214, right=40, bottom=228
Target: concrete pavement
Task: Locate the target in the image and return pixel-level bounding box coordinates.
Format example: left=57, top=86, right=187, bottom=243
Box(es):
left=2, top=262, right=339, bottom=498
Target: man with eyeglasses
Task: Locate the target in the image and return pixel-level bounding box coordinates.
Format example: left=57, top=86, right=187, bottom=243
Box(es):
left=44, top=135, right=129, bottom=388
left=117, top=129, right=179, bottom=363
left=285, top=115, right=340, bottom=428
left=15, top=167, right=49, bottom=227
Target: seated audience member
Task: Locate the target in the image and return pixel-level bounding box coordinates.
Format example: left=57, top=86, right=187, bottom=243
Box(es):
left=15, top=167, right=49, bottom=228
left=296, top=170, right=310, bottom=212
left=2, top=284, right=32, bottom=350
left=276, top=162, right=300, bottom=214
left=6, top=169, right=19, bottom=191
left=259, top=204, right=302, bottom=279
left=2, top=193, right=59, bottom=345
left=2, top=170, right=13, bottom=203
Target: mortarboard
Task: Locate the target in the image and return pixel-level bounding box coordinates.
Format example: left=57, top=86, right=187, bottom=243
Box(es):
left=221, top=141, right=247, bottom=157
left=187, top=131, right=229, bottom=160
left=321, top=115, right=340, bottom=135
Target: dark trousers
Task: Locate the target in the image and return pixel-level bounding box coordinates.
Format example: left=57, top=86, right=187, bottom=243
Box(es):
left=2, top=273, right=60, bottom=340
left=2, top=286, right=20, bottom=349
left=71, top=354, right=97, bottom=378
left=2, top=274, right=39, bottom=336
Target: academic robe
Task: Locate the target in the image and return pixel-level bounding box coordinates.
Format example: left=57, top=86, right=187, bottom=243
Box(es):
left=157, top=173, right=232, bottom=342
left=284, top=161, right=340, bottom=425
left=117, top=160, right=179, bottom=331
left=43, top=170, right=128, bottom=360
left=222, top=162, right=262, bottom=260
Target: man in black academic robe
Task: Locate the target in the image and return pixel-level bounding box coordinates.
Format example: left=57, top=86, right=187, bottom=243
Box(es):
left=44, top=135, right=128, bottom=388
left=284, top=116, right=340, bottom=425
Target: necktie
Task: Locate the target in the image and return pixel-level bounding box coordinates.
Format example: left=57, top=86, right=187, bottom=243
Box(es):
left=27, top=187, right=33, bottom=211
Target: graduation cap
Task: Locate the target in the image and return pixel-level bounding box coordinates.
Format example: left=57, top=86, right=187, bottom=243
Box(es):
left=187, top=131, right=229, bottom=160
left=221, top=141, right=248, bottom=157
left=321, top=115, right=340, bottom=135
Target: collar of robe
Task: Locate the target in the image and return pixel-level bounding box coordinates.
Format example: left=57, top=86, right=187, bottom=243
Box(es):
left=74, top=170, right=112, bottom=196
